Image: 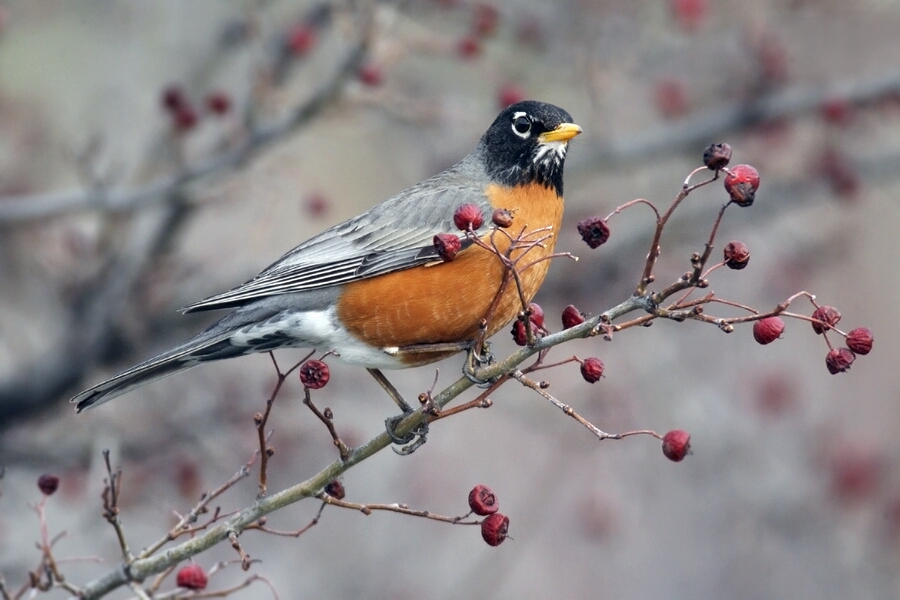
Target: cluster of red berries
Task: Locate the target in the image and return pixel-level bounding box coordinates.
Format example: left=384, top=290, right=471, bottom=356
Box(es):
left=468, top=484, right=509, bottom=546
left=752, top=306, right=873, bottom=375
left=160, top=85, right=232, bottom=133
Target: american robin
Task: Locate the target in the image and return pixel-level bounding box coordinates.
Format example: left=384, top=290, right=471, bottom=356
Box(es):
left=72, top=100, right=581, bottom=412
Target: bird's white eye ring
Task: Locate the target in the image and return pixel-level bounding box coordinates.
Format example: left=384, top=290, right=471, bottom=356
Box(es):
left=512, top=114, right=531, bottom=137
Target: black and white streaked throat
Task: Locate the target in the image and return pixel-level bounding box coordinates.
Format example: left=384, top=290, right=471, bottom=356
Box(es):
left=480, top=100, right=582, bottom=197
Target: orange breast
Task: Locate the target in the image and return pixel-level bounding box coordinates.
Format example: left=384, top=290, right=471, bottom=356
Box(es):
left=335, top=182, right=564, bottom=365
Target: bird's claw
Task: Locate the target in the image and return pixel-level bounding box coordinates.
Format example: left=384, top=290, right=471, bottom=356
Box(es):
left=384, top=413, right=429, bottom=455
left=463, top=342, right=501, bottom=387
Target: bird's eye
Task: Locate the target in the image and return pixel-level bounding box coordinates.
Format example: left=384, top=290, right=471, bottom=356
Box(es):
left=512, top=115, right=531, bottom=136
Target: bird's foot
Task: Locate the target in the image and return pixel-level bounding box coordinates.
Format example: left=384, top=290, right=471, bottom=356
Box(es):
left=463, top=341, right=501, bottom=387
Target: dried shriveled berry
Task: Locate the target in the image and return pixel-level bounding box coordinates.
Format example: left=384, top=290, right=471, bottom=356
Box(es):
left=825, top=348, right=855, bottom=374
left=577, top=216, right=611, bottom=249
left=662, top=429, right=692, bottom=462
left=561, top=305, right=586, bottom=329
left=703, top=143, right=732, bottom=170
left=325, top=479, right=345, bottom=499
left=510, top=320, right=528, bottom=345
left=811, top=305, right=841, bottom=334
left=580, top=357, right=604, bottom=383
left=480, top=512, right=510, bottom=546
left=468, top=484, right=499, bottom=516
left=753, top=317, right=784, bottom=345
left=453, top=203, right=484, bottom=231
left=433, top=233, right=462, bottom=262
left=723, top=240, right=750, bottom=270
left=845, top=327, right=873, bottom=355
left=724, top=164, right=760, bottom=207
left=176, top=564, right=208, bottom=590
left=299, top=359, right=330, bottom=389
left=491, top=208, right=513, bottom=228
left=38, top=474, right=60, bottom=496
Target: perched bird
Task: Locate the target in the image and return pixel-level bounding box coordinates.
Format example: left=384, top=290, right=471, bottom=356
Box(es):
left=72, top=101, right=581, bottom=412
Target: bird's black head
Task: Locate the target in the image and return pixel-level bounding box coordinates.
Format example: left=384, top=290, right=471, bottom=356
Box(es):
left=479, top=100, right=581, bottom=197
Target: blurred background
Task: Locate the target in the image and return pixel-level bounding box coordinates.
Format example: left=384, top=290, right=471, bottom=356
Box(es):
left=0, top=0, right=898, bottom=598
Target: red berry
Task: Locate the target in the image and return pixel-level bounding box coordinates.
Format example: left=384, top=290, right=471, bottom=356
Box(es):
left=654, top=78, right=689, bottom=119
left=299, top=359, right=330, bottom=389
left=820, top=97, right=853, bottom=125
left=161, top=85, right=186, bottom=112
left=468, top=484, right=499, bottom=516
left=662, top=429, right=692, bottom=462
left=723, top=240, right=750, bottom=270
left=724, top=164, right=760, bottom=207
left=37, top=474, right=59, bottom=496
left=702, top=143, right=732, bottom=170
left=491, top=208, right=513, bottom=228
left=580, top=357, right=604, bottom=383
left=453, top=203, right=484, bottom=231
left=497, top=83, right=525, bottom=109
left=753, top=317, right=784, bottom=345
left=561, top=305, right=586, bottom=329
left=205, top=91, right=231, bottom=115
left=173, top=104, right=199, bottom=132
left=810, top=305, right=841, bottom=334
left=527, top=303, right=544, bottom=329
left=357, top=64, right=383, bottom=87
left=577, top=216, right=611, bottom=249
left=433, top=233, right=462, bottom=262
left=480, top=513, right=510, bottom=546
left=671, top=0, right=708, bottom=31
left=176, top=564, right=208, bottom=590
left=287, top=24, right=317, bottom=55
left=845, top=327, right=873, bottom=355
left=510, top=320, right=527, bottom=346
left=325, top=479, right=345, bottom=500
left=825, top=348, right=855, bottom=374
left=304, top=192, right=329, bottom=218
left=472, top=4, right=499, bottom=36
left=457, top=36, right=482, bottom=59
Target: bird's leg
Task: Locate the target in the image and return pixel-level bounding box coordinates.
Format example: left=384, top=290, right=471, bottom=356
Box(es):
left=367, top=368, right=428, bottom=452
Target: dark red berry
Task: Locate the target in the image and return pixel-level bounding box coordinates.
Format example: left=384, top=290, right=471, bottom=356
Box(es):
left=453, top=203, right=484, bottom=231
left=287, top=24, right=317, bottom=55
left=724, top=164, right=760, bottom=207
left=357, top=64, right=383, bottom=87
left=325, top=479, right=345, bottom=500
left=161, top=85, right=186, bottom=112
left=176, top=564, right=208, bottom=590
left=480, top=512, right=510, bottom=546
left=662, top=429, right=692, bottom=462
left=723, top=240, right=750, bottom=270
left=491, top=208, right=513, bottom=228
left=468, top=484, right=499, bottom=516
left=433, top=233, right=462, bottom=262
left=457, top=36, right=482, bottom=59
left=580, top=357, right=604, bottom=383
left=825, top=347, right=855, bottom=374
left=37, top=474, right=59, bottom=496
left=820, top=97, right=853, bottom=125
left=205, top=91, right=231, bottom=115
left=811, top=305, right=841, bottom=334
left=497, top=83, right=525, bottom=108
left=702, top=143, right=732, bottom=170
left=510, top=320, right=527, bottom=346
left=577, top=216, right=611, bottom=249
left=753, top=317, right=785, bottom=345
left=299, top=359, right=330, bottom=389
left=527, top=303, right=544, bottom=329
left=472, top=4, right=499, bottom=36
left=654, top=78, right=689, bottom=119
left=173, top=104, right=199, bottom=132
left=845, top=327, right=873, bottom=355
left=561, top=305, right=586, bottom=329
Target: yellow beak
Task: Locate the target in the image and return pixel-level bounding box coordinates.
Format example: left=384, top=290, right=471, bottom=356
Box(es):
left=539, top=122, right=582, bottom=143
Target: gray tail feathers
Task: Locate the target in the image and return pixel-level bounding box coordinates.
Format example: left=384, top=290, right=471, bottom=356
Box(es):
left=71, top=328, right=249, bottom=413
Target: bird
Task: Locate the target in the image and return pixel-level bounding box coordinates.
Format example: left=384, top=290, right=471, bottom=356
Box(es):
left=71, top=100, right=581, bottom=413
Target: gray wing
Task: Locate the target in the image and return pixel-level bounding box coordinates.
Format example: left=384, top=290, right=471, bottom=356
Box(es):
left=183, top=159, right=493, bottom=313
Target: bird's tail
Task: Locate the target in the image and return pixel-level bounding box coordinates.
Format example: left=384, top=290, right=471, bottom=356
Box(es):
left=71, top=328, right=249, bottom=413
